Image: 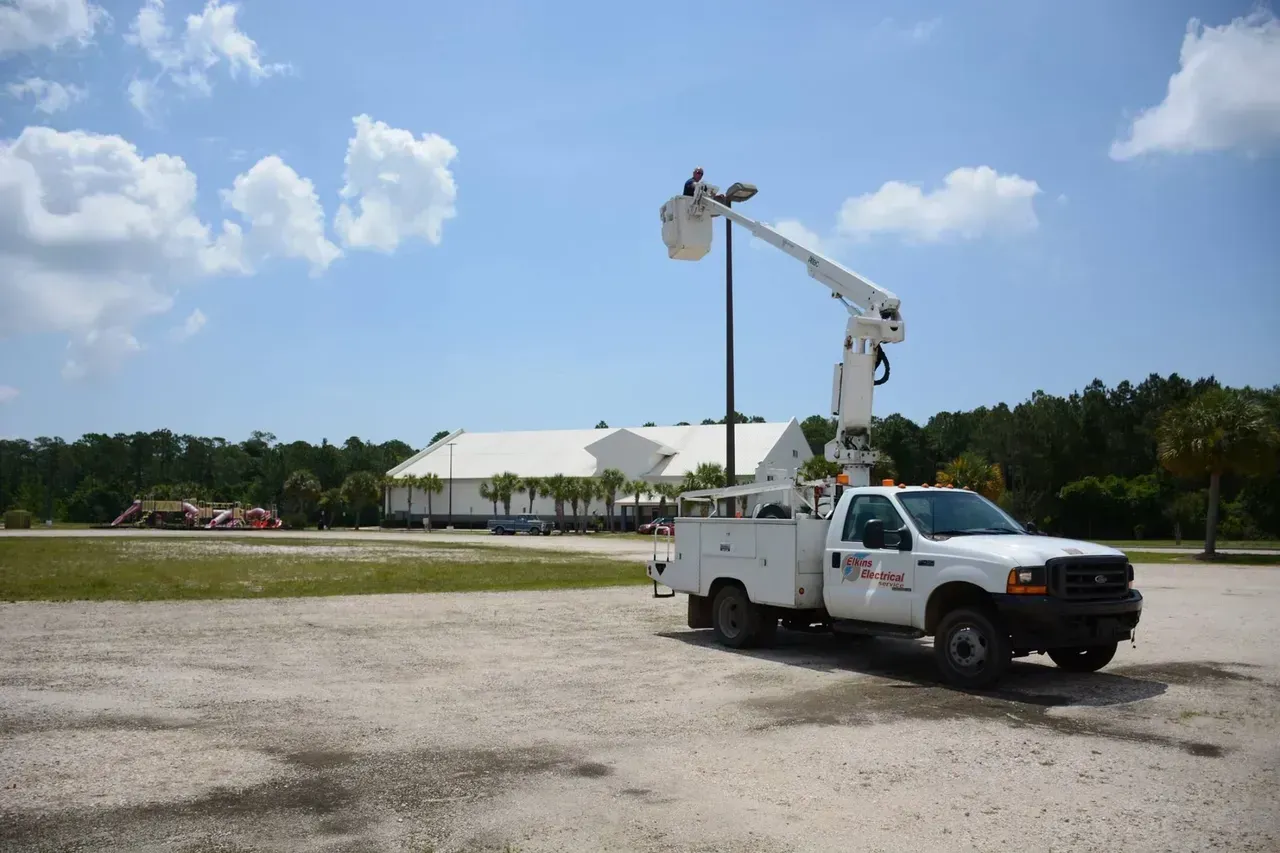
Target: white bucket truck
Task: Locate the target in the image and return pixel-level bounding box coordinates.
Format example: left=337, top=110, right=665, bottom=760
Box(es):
left=648, top=182, right=1143, bottom=689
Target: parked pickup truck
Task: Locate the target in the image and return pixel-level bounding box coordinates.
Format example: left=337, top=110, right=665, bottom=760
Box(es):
left=646, top=483, right=1142, bottom=688
left=487, top=515, right=553, bottom=535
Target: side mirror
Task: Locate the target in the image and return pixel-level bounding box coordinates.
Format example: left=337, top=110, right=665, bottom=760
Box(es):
left=1025, top=521, right=1039, bottom=535
left=862, top=518, right=885, bottom=550
left=897, top=526, right=913, bottom=552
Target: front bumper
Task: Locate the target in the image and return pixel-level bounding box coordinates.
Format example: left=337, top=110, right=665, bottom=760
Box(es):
left=992, top=590, right=1143, bottom=650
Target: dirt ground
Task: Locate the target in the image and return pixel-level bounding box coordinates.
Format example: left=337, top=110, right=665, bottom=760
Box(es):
left=2, top=563, right=1278, bottom=852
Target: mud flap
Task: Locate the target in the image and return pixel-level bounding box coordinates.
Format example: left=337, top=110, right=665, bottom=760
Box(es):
left=652, top=579, right=674, bottom=598
left=688, top=593, right=712, bottom=629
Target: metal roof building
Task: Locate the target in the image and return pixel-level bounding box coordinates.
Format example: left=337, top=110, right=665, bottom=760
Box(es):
left=383, top=420, right=812, bottom=529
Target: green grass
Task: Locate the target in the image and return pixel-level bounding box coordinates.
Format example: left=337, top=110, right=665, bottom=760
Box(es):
left=1101, top=539, right=1279, bottom=551
left=0, top=536, right=648, bottom=602
left=1125, top=551, right=1280, bottom=566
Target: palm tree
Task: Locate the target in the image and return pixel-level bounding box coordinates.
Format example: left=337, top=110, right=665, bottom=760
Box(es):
left=395, top=474, right=420, bottom=528
left=574, top=477, right=599, bottom=533
left=624, top=478, right=650, bottom=531
left=340, top=471, right=381, bottom=529
left=936, top=452, right=1005, bottom=500
left=420, top=472, right=443, bottom=529
left=1156, top=388, right=1279, bottom=557
left=283, top=468, right=321, bottom=516
left=479, top=480, right=498, bottom=516
left=544, top=474, right=571, bottom=531
left=521, top=476, right=544, bottom=514
left=492, top=471, right=521, bottom=515
left=599, top=467, right=627, bottom=532
left=798, top=456, right=840, bottom=481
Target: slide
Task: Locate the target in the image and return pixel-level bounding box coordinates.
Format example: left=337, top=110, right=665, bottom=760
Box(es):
left=110, top=500, right=142, bottom=527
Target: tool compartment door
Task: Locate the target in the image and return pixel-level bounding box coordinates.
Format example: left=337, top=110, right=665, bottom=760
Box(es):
left=698, top=519, right=800, bottom=607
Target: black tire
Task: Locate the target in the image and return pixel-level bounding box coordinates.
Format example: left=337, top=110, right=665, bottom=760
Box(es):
left=493, top=527, right=504, bottom=535
left=711, top=584, right=762, bottom=649
left=934, top=606, right=1011, bottom=689
left=1047, top=643, right=1118, bottom=672
left=756, top=503, right=791, bottom=519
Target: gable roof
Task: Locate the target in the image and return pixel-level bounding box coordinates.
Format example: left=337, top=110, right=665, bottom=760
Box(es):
left=387, top=420, right=802, bottom=481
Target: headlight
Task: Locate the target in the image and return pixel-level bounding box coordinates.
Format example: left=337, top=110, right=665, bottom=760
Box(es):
left=1006, top=566, right=1046, bottom=595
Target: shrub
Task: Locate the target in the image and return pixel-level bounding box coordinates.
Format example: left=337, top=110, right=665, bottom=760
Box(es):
left=282, top=512, right=309, bottom=530
left=3, top=510, right=33, bottom=529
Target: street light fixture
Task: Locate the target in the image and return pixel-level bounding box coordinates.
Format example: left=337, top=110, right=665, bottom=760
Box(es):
left=721, top=180, right=757, bottom=516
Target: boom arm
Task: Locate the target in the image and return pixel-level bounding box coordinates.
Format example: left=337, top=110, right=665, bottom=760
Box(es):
left=664, top=184, right=906, bottom=486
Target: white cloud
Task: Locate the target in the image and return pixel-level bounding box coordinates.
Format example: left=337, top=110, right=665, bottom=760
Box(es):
left=125, top=0, right=287, bottom=112
left=773, top=219, right=823, bottom=251
left=1111, top=11, right=1280, bottom=160
left=169, top=308, right=207, bottom=342
left=127, top=77, right=160, bottom=120
left=870, top=16, right=941, bottom=44
left=0, top=0, right=104, bottom=57
left=222, top=155, right=341, bottom=275
left=0, top=125, right=257, bottom=378
left=836, top=166, right=1041, bottom=242
left=7, top=77, right=87, bottom=114
left=0, top=385, right=18, bottom=404
left=334, top=114, right=459, bottom=252
left=63, top=327, right=143, bottom=380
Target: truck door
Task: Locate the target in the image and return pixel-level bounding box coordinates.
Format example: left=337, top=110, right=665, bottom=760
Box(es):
left=824, top=494, right=914, bottom=626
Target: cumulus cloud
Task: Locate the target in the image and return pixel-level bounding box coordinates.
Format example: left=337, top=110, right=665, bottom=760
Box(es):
left=0, top=385, right=18, bottom=404
left=0, top=0, right=104, bottom=57
left=7, top=77, right=87, bottom=114
left=836, top=166, right=1041, bottom=242
left=1111, top=11, right=1280, bottom=160
left=125, top=0, right=287, bottom=112
left=0, top=125, right=331, bottom=380
left=773, top=219, right=823, bottom=250
left=222, top=155, right=341, bottom=275
left=169, top=308, right=207, bottom=342
left=63, top=327, right=143, bottom=380
left=334, top=114, right=459, bottom=252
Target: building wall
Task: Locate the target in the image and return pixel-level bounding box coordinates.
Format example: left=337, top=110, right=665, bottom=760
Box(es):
left=385, top=422, right=814, bottom=528
left=386, top=481, right=680, bottom=528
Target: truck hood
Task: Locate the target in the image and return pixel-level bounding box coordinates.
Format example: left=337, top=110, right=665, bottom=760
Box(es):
left=934, top=534, right=1125, bottom=567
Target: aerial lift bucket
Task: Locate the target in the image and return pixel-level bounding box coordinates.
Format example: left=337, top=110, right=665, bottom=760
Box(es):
left=660, top=196, right=712, bottom=261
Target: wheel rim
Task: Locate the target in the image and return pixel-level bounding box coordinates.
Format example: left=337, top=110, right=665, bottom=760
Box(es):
left=717, top=596, right=743, bottom=640
left=947, top=624, right=988, bottom=672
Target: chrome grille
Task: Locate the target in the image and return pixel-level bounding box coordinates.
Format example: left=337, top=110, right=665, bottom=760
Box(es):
left=1047, top=556, right=1131, bottom=601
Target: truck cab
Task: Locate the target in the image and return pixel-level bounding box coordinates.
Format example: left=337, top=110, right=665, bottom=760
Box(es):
left=646, top=483, right=1143, bottom=689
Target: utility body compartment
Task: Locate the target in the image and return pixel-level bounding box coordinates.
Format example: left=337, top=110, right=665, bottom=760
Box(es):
left=648, top=516, right=826, bottom=610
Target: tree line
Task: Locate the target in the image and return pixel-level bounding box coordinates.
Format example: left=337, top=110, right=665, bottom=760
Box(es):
left=2, top=373, right=1276, bottom=551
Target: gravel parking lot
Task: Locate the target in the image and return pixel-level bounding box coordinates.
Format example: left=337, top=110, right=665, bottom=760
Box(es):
left=2, top=562, right=1278, bottom=852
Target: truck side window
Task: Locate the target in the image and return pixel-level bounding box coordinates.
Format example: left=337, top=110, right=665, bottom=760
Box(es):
left=840, top=495, right=904, bottom=547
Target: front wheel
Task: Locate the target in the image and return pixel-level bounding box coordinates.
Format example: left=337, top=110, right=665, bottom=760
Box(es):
left=1047, top=643, right=1118, bottom=672
left=934, top=607, right=1011, bottom=689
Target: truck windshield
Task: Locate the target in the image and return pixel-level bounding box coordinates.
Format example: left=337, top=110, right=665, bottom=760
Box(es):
left=896, top=491, right=1025, bottom=538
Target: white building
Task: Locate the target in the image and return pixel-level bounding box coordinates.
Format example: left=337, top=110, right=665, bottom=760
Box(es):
left=384, top=420, right=813, bottom=529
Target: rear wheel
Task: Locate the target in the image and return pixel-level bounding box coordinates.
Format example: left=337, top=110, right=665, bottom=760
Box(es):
left=934, top=607, right=1010, bottom=689
left=1047, top=643, right=1117, bottom=672
left=711, top=584, right=764, bottom=649
left=492, top=527, right=504, bottom=535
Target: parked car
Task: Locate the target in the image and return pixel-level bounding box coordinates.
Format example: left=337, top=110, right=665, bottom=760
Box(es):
left=639, top=516, right=675, bottom=535
left=486, top=515, right=553, bottom=535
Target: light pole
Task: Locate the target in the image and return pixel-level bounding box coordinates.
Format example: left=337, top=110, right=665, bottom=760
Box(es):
left=447, top=441, right=456, bottom=528
left=718, top=181, right=758, bottom=516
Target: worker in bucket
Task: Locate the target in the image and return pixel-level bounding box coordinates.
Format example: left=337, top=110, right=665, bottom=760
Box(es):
left=683, top=166, right=704, bottom=196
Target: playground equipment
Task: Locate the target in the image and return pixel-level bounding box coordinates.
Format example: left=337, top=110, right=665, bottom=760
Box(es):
left=108, top=497, right=281, bottom=529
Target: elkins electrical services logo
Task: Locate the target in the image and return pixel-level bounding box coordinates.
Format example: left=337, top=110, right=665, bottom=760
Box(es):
left=841, top=552, right=874, bottom=581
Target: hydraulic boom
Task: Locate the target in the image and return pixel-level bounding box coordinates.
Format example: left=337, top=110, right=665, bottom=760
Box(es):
left=660, top=182, right=905, bottom=486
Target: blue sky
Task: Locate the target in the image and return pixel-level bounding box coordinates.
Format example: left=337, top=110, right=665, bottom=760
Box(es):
left=1, top=0, right=1278, bottom=446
